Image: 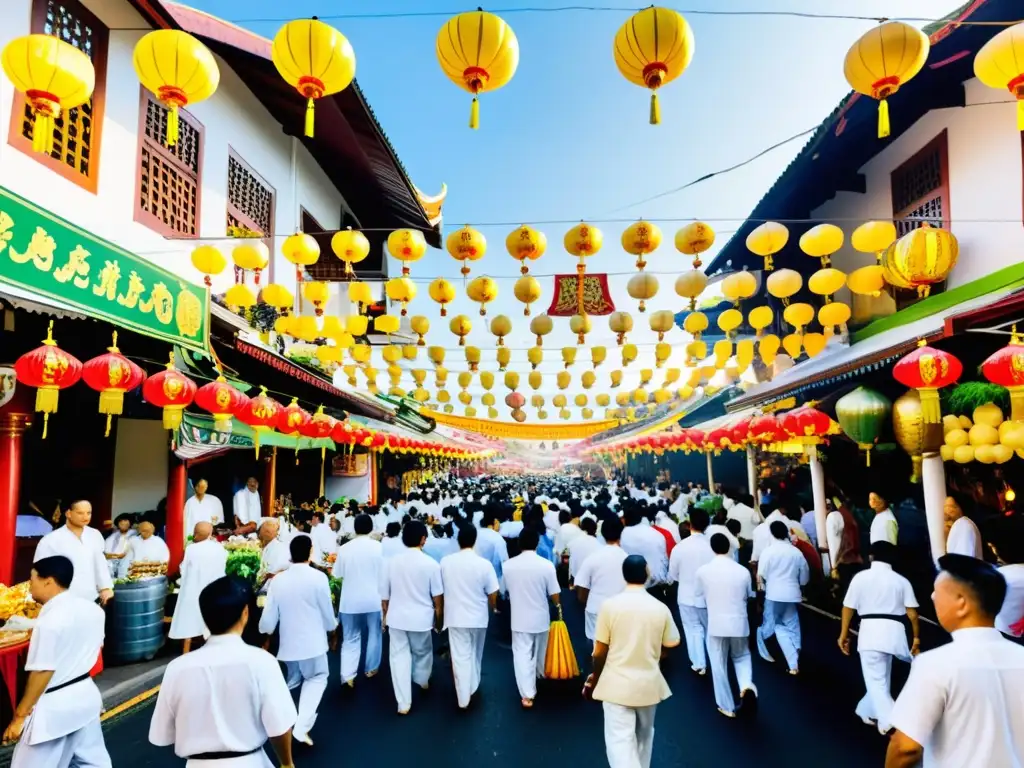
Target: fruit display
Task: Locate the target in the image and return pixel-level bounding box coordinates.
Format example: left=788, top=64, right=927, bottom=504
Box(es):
left=0, top=582, right=40, bottom=622
left=543, top=606, right=580, bottom=680
left=127, top=561, right=168, bottom=580
left=940, top=402, right=1024, bottom=464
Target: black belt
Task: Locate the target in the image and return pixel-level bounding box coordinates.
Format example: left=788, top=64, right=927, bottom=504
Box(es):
left=44, top=673, right=89, bottom=694
left=860, top=613, right=907, bottom=623
left=186, top=746, right=263, bottom=761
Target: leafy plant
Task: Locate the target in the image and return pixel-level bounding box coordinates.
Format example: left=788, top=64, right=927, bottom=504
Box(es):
left=943, top=382, right=1009, bottom=417
left=226, top=549, right=262, bottom=586
left=694, top=495, right=724, bottom=515
left=248, top=301, right=278, bottom=333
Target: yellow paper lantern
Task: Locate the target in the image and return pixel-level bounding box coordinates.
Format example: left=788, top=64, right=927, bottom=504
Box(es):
left=574, top=394, right=588, bottom=408
left=881, top=224, right=959, bottom=298
left=465, top=346, right=481, bottom=372
left=488, top=407, right=500, bottom=419
left=191, top=245, right=226, bottom=287
left=449, top=315, right=472, bottom=346
left=682, top=311, right=708, bottom=337
left=615, top=392, right=630, bottom=408
left=480, top=372, right=495, bottom=390
left=428, top=278, right=456, bottom=316
left=562, top=347, right=577, bottom=369
left=514, top=276, right=542, bottom=316
left=302, top=281, right=330, bottom=316
left=717, top=308, right=743, bottom=336
left=385, top=277, right=417, bottom=316
left=627, top=272, right=659, bottom=312
left=610, top=371, right=624, bottom=388
left=799, top=224, right=844, bottom=267
left=466, top=276, right=498, bottom=316
left=597, top=394, right=611, bottom=407
left=819, top=302, right=851, bottom=334
left=781, top=333, right=803, bottom=359
left=783, top=303, right=815, bottom=332
left=582, top=408, right=594, bottom=420
left=293, top=316, right=320, bottom=342
left=504, top=371, right=520, bottom=391
left=974, top=22, right=1024, bottom=130
left=282, top=233, right=321, bottom=282
left=435, top=366, right=449, bottom=386
left=410, top=315, right=430, bottom=346
left=570, top=313, right=592, bottom=345
left=274, top=315, right=295, bottom=337
left=721, top=270, right=757, bottom=305
left=663, top=368, right=681, bottom=386
left=374, top=315, right=400, bottom=338
left=496, top=347, right=511, bottom=371
left=330, top=228, right=371, bottom=278
left=133, top=30, right=219, bottom=147
left=621, top=220, right=663, bottom=269
left=437, top=389, right=451, bottom=404
left=736, top=339, right=755, bottom=372
left=321, top=316, right=346, bottom=340
left=746, top=221, right=789, bottom=271
left=272, top=19, right=356, bottom=137
left=527, top=346, right=544, bottom=370
left=2, top=35, right=95, bottom=155
left=564, top=222, right=604, bottom=260
left=412, top=370, right=428, bottom=386
left=674, top=269, right=707, bottom=311
left=844, top=21, right=929, bottom=138
left=482, top=392, right=495, bottom=406
left=557, top=371, right=571, bottom=390
left=262, top=283, right=294, bottom=310
left=808, top=267, right=847, bottom=298
left=655, top=343, right=671, bottom=368
left=553, top=394, right=568, bottom=409
left=582, top=371, right=597, bottom=389
left=447, top=226, right=487, bottom=277
left=613, top=6, right=694, bottom=125
left=382, top=345, right=403, bottom=365
left=387, top=229, right=427, bottom=275
left=760, top=334, right=781, bottom=366
left=632, top=388, right=649, bottom=405
left=506, top=225, right=547, bottom=273
left=348, top=282, right=373, bottom=308
left=621, top=344, right=638, bottom=366
left=675, top=222, right=715, bottom=268
left=529, top=371, right=543, bottom=391
left=609, top=311, right=634, bottom=345
left=649, top=310, right=675, bottom=341
left=490, top=315, right=512, bottom=346
left=639, top=369, right=654, bottom=386
left=747, top=305, right=774, bottom=336
left=685, top=341, right=706, bottom=365
left=766, top=268, right=803, bottom=305
left=436, top=10, right=519, bottom=129
left=591, top=346, right=607, bottom=368
left=531, top=314, right=554, bottom=346
left=350, top=344, right=372, bottom=364
left=713, top=340, right=732, bottom=369
left=316, top=345, right=341, bottom=365
left=347, top=315, right=369, bottom=337
left=848, top=266, right=887, bottom=297
left=852, top=221, right=898, bottom=262
left=803, top=332, right=828, bottom=358
left=225, top=284, right=256, bottom=310
left=402, top=345, right=418, bottom=360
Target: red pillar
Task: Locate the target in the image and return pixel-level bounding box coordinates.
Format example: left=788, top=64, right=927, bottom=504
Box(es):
left=0, top=414, right=29, bottom=586
left=263, top=447, right=276, bottom=518
left=166, top=457, right=187, bottom=577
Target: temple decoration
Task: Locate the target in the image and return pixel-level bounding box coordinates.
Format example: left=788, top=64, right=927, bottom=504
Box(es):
left=675, top=269, right=707, bottom=311
left=974, top=21, right=1024, bottom=131
left=799, top=223, right=844, bottom=268
left=410, top=315, right=430, bottom=346
left=142, top=354, right=197, bottom=440
left=191, top=245, right=226, bottom=288
left=675, top=222, right=715, bottom=268
left=385, top=277, right=417, bottom=317
left=276, top=398, right=312, bottom=457
left=613, top=6, right=694, bottom=124
left=331, top=228, right=370, bottom=278
left=622, top=220, right=662, bottom=271
left=467, top=276, right=498, bottom=316
left=835, top=386, right=891, bottom=466
left=231, top=240, right=269, bottom=285
left=507, top=225, right=546, bottom=275
left=387, top=229, right=427, bottom=277
left=13, top=321, right=82, bottom=439
left=82, top=332, right=147, bottom=437
left=195, top=375, right=248, bottom=433
left=429, top=278, right=456, bottom=316
left=449, top=314, right=472, bottom=347
left=282, top=233, right=320, bottom=283
left=301, top=281, right=330, bottom=317
left=531, top=314, right=554, bottom=345
left=570, top=313, right=592, bottom=345
left=766, top=268, right=802, bottom=307
left=609, top=311, right=633, bottom=346
left=882, top=224, right=959, bottom=298
left=721, top=270, right=756, bottom=306
left=490, top=315, right=512, bottom=347
left=893, top=340, right=963, bottom=424
left=627, top=272, right=658, bottom=313
left=236, top=386, right=282, bottom=456
left=982, top=327, right=1024, bottom=421
left=546, top=273, right=615, bottom=317
left=746, top=221, right=789, bottom=272
left=447, top=225, right=486, bottom=277
left=892, top=389, right=925, bottom=481
left=514, top=276, right=542, bottom=316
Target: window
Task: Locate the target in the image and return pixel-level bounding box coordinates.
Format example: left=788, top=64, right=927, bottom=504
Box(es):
left=134, top=90, right=203, bottom=237
left=227, top=150, right=275, bottom=281
left=8, top=0, right=109, bottom=192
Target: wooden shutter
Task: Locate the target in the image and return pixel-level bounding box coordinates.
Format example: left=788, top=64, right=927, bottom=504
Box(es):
left=226, top=150, right=275, bottom=281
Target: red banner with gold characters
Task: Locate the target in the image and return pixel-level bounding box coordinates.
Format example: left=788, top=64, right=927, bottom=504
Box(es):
left=546, top=273, right=615, bottom=316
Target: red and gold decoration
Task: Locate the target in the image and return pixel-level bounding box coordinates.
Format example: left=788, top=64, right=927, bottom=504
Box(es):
left=893, top=340, right=962, bottom=424
left=982, top=327, right=1024, bottom=421
left=675, top=222, right=715, bottom=269
left=236, top=386, right=282, bottom=456
left=613, top=6, right=694, bottom=124
left=881, top=224, right=958, bottom=298
left=13, top=321, right=82, bottom=439
left=142, top=354, right=197, bottom=441
left=546, top=273, right=615, bottom=317
left=194, top=375, right=248, bottom=433
left=81, top=332, right=147, bottom=437
left=276, top=397, right=312, bottom=459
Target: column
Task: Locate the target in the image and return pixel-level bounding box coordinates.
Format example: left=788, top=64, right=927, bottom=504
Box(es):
left=166, top=458, right=187, bottom=577
left=263, top=447, right=277, bottom=518
left=921, top=451, right=947, bottom=564
left=705, top=450, right=715, bottom=490
left=0, top=414, right=29, bottom=587
left=369, top=449, right=378, bottom=506
left=808, top=446, right=828, bottom=567
left=746, top=445, right=758, bottom=509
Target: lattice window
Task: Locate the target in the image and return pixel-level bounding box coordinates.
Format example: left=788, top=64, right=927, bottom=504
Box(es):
left=135, top=92, right=203, bottom=237
left=228, top=153, right=274, bottom=236
left=8, top=0, right=108, bottom=192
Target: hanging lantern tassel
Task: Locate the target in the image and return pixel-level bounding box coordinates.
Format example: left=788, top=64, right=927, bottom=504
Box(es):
left=858, top=443, right=872, bottom=467
left=28, top=92, right=60, bottom=154
left=167, top=104, right=180, bottom=146
left=469, top=96, right=480, bottom=130
left=877, top=98, right=890, bottom=139
left=305, top=97, right=315, bottom=138
left=1009, top=386, right=1024, bottom=422
left=98, top=390, right=127, bottom=438
left=163, top=405, right=185, bottom=432
left=35, top=386, right=59, bottom=440
left=650, top=92, right=660, bottom=125
left=919, top=387, right=941, bottom=424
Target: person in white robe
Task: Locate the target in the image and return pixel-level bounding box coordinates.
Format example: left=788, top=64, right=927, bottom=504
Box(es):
left=868, top=491, right=898, bottom=545
left=839, top=541, right=920, bottom=735
left=5, top=555, right=110, bottom=768
left=232, top=477, right=262, bottom=536
left=169, top=522, right=228, bottom=651
left=725, top=496, right=761, bottom=540
left=381, top=520, right=444, bottom=715
left=755, top=521, right=810, bottom=673
left=620, top=509, right=668, bottom=586
left=184, top=479, right=224, bottom=542
left=149, top=575, right=297, bottom=768
left=695, top=533, right=757, bottom=718
left=575, top=517, right=628, bottom=642
left=103, top=514, right=136, bottom=580
left=440, top=526, right=499, bottom=709
left=309, top=511, right=337, bottom=568
left=502, top=528, right=561, bottom=708
left=567, top=517, right=601, bottom=582
left=553, top=511, right=584, bottom=556
left=258, top=519, right=290, bottom=586
left=943, top=495, right=982, bottom=559
left=259, top=535, right=336, bottom=746
left=34, top=500, right=113, bottom=605
left=125, top=521, right=170, bottom=572
left=668, top=508, right=714, bottom=675
left=333, top=514, right=384, bottom=686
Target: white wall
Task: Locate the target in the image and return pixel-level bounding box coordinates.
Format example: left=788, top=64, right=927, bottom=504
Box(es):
left=325, top=474, right=370, bottom=504
left=0, top=0, right=347, bottom=297
left=111, top=418, right=169, bottom=518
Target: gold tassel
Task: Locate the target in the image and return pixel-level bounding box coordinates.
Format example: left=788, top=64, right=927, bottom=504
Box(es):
left=166, top=106, right=180, bottom=147
left=920, top=388, right=941, bottom=424
left=469, top=97, right=480, bottom=130
left=41, top=413, right=49, bottom=440
left=650, top=92, right=661, bottom=125
left=1018, top=100, right=1024, bottom=132
left=32, top=113, right=54, bottom=155
left=878, top=98, right=890, bottom=139
left=305, top=97, right=316, bottom=138
left=104, top=414, right=113, bottom=438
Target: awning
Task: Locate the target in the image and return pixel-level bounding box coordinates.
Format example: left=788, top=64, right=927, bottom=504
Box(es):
left=176, top=412, right=335, bottom=461
left=689, top=405, right=763, bottom=431
left=0, top=283, right=88, bottom=322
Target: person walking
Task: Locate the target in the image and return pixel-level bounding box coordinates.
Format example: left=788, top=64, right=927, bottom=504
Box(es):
left=584, top=555, right=680, bottom=768
left=575, top=515, right=627, bottom=645
left=169, top=522, right=228, bottom=653
left=332, top=514, right=384, bottom=687
left=667, top=508, right=714, bottom=675
left=755, top=521, right=810, bottom=674
left=33, top=500, right=113, bottom=605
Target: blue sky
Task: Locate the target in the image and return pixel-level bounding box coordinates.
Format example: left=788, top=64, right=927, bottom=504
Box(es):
left=190, top=0, right=945, bottom=410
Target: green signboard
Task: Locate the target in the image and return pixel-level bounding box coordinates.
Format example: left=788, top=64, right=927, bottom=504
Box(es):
left=0, top=186, right=210, bottom=353
left=180, top=412, right=335, bottom=452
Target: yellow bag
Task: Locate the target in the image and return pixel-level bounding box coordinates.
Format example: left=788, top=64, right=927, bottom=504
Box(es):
left=544, top=606, right=580, bottom=680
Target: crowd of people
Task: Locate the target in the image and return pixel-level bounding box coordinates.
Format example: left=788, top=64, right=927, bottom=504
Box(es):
left=3, top=471, right=1023, bottom=767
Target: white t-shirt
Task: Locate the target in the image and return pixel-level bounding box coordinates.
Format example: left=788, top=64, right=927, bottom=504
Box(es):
left=381, top=549, right=443, bottom=632
left=440, top=549, right=500, bottom=630
left=620, top=524, right=668, bottom=585
left=333, top=536, right=384, bottom=615
left=258, top=563, right=337, bottom=662
left=869, top=509, right=899, bottom=545
left=668, top=532, right=713, bottom=608
left=996, top=563, right=1024, bottom=637
left=567, top=534, right=601, bottom=580
left=695, top=556, right=754, bottom=638
left=843, top=561, right=918, bottom=657
left=757, top=540, right=810, bottom=603
left=34, top=525, right=113, bottom=602
left=502, top=551, right=560, bottom=633
left=574, top=545, right=628, bottom=617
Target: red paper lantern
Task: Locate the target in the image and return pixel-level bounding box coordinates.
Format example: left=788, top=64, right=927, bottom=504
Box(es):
left=747, top=414, right=781, bottom=445
left=706, top=428, right=734, bottom=452
left=236, top=386, right=282, bottom=455
left=780, top=406, right=831, bottom=440
left=730, top=418, right=752, bottom=448
left=893, top=340, right=962, bottom=423
left=277, top=398, right=312, bottom=438
left=687, top=429, right=705, bottom=451
left=195, top=376, right=249, bottom=433
left=142, top=355, right=197, bottom=437
left=298, top=405, right=336, bottom=440
left=14, top=321, right=83, bottom=439
left=371, top=432, right=387, bottom=448
left=82, top=333, right=147, bottom=437
left=982, top=332, right=1024, bottom=421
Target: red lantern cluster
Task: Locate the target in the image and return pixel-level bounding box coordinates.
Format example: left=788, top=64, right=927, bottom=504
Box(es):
left=142, top=355, right=198, bottom=439
left=893, top=340, right=962, bottom=424
left=236, top=387, right=283, bottom=456
left=982, top=331, right=1024, bottom=421
left=13, top=321, right=83, bottom=439
left=780, top=406, right=832, bottom=442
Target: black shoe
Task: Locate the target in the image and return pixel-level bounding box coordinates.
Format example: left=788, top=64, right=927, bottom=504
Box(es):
left=740, top=688, right=758, bottom=718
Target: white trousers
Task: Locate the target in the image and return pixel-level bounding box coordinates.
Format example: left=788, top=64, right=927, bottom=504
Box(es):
left=284, top=654, right=329, bottom=740
left=707, top=636, right=753, bottom=714
left=340, top=611, right=383, bottom=683
left=678, top=604, right=708, bottom=671
left=512, top=630, right=549, bottom=700
left=389, top=628, right=433, bottom=711
left=759, top=600, right=801, bottom=671
left=11, top=718, right=111, bottom=768
left=856, top=650, right=896, bottom=732
left=603, top=702, right=657, bottom=768
left=449, top=626, right=487, bottom=708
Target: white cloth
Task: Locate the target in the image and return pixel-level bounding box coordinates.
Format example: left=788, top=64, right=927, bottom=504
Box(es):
left=756, top=540, right=809, bottom=603
left=620, top=525, right=668, bottom=585
left=843, top=562, right=918, bottom=657
left=856, top=650, right=897, bottom=733
left=695, top=556, right=754, bottom=638
left=553, top=522, right=583, bottom=554
left=603, top=702, right=656, bottom=768
left=388, top=629, right=433, bottom=711
left=449, top=627, right=487, bottom=708
left=149, top=634, right=297, bottom=767
left=339, top=611, right=382, bottom=683
left=726, top=503, right=760, bottom=540
left=678, top=604, right=708, bottom=671
left=260, top=539, right=290, bottom=577
left=332, top=536, right=383, bottom=615
left=705, top=524, right=740, bottom=561
left=126, top=535, right=170, bottom=569
left=945, top=516, right=983, bottom=559
left=503, top=552, right=560, bottom=634
left=996, top=563, right=1024, bottom=637
left=474, top=526, right=509, bottom=583
left=34, top=526, right=113, bottom=602
left=103, top=530, right=135, bottom=580
left=890, top=627, right=1024, bottom=767
left=381, top=537, right=406, bottom=559
left=258, top=563, right=337, bottom=662
left=869, top=509, right=898, bottom=545
left=759, top=600, right=801, bottom=670
left=707, top=636, right=754, bottom=714
left=184, top=494, right=224, bottom=536
left=309, top=523, right=337, bottom=566
left=498, top=520, right=524, bottom=539
left=826, top=510, right=845, bottom=572
left=751, top=511, right=807, bottom=562
left=169, top=539, right=228, bottom=640
left=440, top=549, right=499, bottom=630
left=381, top=549, right=443, bottom=632
left=576, top=545, right=628, bottom=626
left=283, top=654, right=328, bottom=741
left=567, top=534, right=601, bottom=580
left=511, top=630, right=549, bottom=700
left=668, top=532, right=713, bottom=608
left=233, top=489, right=262, bottom=528
left=10, top=718, right=109, bottom=768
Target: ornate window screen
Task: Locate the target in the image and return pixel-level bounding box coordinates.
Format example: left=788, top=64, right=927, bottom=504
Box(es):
left=891, top=130, right=950, bottom=238
left=226, top=150, right=275, bottom=281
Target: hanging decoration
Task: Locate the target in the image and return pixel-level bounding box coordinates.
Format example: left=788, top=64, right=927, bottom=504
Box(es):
left=546, top=273, right=615, bottom=316
left=892, top=390, right=925, bottom=481
left=746, top=221, right=789, bottom=272
left=224, top=284, right=257, bottom=312
left=765, top=268, right=802, bottom=306
left=747, top=305, right=774, bottom=337
left=236, top=386, right=282, bottom=456
left=527, top=347, right=543, bottom=370
left=621, top=220, right=662, bottom=271
left=276, top=398, right=312, bottom=458
left=348, top=282, right=373, bottom=313
left=466, top=275, right=498, bottom=316
left=142, top=353, right=197, bottom=439
left=835, top=386, right=892, bottom=466
left=332, top=228, right=371, bottom=278
left=675, top=222, right=715, bottom=268
left=609, top=311, right=633, bottom=346
left=506, top=225, right=546, bottom=274
left=627, top=272, right=658, bottom=313
left=562, top=347, right=577, bottom=370
left=720, top=270, right=757, bottom=306
left=13, top=321, right=83, bottom=439
left=191, top=245, right=226, bottom=288
left=531, top=314, right=554, bottom=345
left=674, top=269, right=707, bottom=311
left=410, top=315, right=430, bottom=346
left=81, top=332, right=146, bottom=437
left=387, top=229, right=427, bottom=276
left=564, top=222, right=604, bottom=315
left=982, top=327, right=1024, bottom=421
left=385, top=276, right=417, bottom=316
left=852, top=220, right=897, bottom=265
left=881, top=223, right=959, bottom=298
left=373, top=314, right=400, bottom=341
left=613, top=6, right=694, bottom=124
left=490, top=315, right=512, bottom=346
left=799, top=223, right=844, bottom=268
left=449, top=314, right=472, bottom=347
left=465, top=346, right=481, bottom=373
left=429, top=277, right=456, bottom=316
left=893, top=340, right=963, bottom=423
left=271, top=18, right=356, bottom=138
left=301, top=281, right=330, bottom=316
left=447, top=225, right=487, bottom=277
left=570, top=313, right=592, bottom=345
left=282, top=233, right=320, bottom=283
left=195, top=375, right=248, bottom=433
left=649, top=310, right=674, bottom=342
left=514, top=275, right=542, bottom=316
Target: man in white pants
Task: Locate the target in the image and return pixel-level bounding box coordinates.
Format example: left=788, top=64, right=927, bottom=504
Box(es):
left=440, top=525, right=499, bottom=709
left=6, top=556, right=110, bottom=768
left=333, top=514, right=384, bottom=687
left=838, top=541, right=920, bottom=734
left=756, top=521, right=810, bottom=674
left=575, top=516, right=627, bottom=645
left=668, top=508, right=713, bottom=675
left=259, top=535, right=337, bottom=745
left=695, top=533, right=757, bottom=718
left=381, top=520, right=444, bottom=715
left=584, top=555, right=680, bottom=768
left=503, top=527, right=561, bottom=708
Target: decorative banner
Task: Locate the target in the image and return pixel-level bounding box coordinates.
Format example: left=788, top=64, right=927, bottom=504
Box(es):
left=0, top=367, right=14, bottom=409
left=546, top=273, right=615, bottom=317
left=332, top=453, right=369, bottom=477
left=0, top=186, right=211, bottom=354
left=422, top=408, right=617, bottom=439
left=175, top=412, right=334, bottom=461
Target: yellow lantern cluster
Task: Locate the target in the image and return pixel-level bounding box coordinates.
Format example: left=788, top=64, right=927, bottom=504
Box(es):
left=387, top=229, right=427, bottom=276
left=675, top=222, right=715, bottom=268
left=850, top=221, right=896, bottom=297
left=613, top=6, right=694, bottom=125
left=447, top=225, right=487, bottom=277
left=746, top=221, right=789, bottom=272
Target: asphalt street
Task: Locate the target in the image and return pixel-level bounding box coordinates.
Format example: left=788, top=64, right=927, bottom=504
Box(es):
left=94, top=592, right=899, bottom=767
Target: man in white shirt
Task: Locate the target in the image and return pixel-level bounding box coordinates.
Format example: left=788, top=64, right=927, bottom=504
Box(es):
left=259, top=535, right=337, bottom=746
left=149, top=575, right=296, bottom=767
left=474, top=512, right=509, bottom=587
left=695, top=533, right=757, bottom=719
left=333, top=514, right=384, bottom=687
left=503, top=528, right=561, bottom=708
left=839, top=541, right=920, bottom=735
left=381, top=520, right=444, bottom=715
left=125, top=520, right=170, bottom=572
left=887, top=554, right=1024, bottom=767
left=943, top=495, right=983, bottom=559
left=725, top=495, right=761, bottom=540
left=756, top=521, right=810, bottom=674
left=258, top=519, right=290, bottom=584
left=668, top=508, right=714, bottom=675
left=33, top=500, right=113, bottom=605
left=309, top=511, right=336, bottom=568
left=233, top=477, right=262, bottom=536
left=584, top=555, right=680, bottom=768
left=5, top=556, right=109, bottom=768
left=575, top=516, right=628, bottom=643
left=440, top=526, right=500, bottom=709
left=620, top=509, right=668, bottom=588
left=169, top=522, right=227, bottom=652
left=184, top=479, right=224, bottom=541
left=869, top=491, right=898, bottom=545
left=381, top=523, right=405, bottom=559
left=750, top=506, right=807, bottom=565
left=103, top=514, right=136, bottom=580
left=567, top=517, right=601, bottom=582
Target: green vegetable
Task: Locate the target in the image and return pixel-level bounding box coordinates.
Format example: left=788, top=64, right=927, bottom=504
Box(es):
left=226, top=550, right=263, bottom=586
